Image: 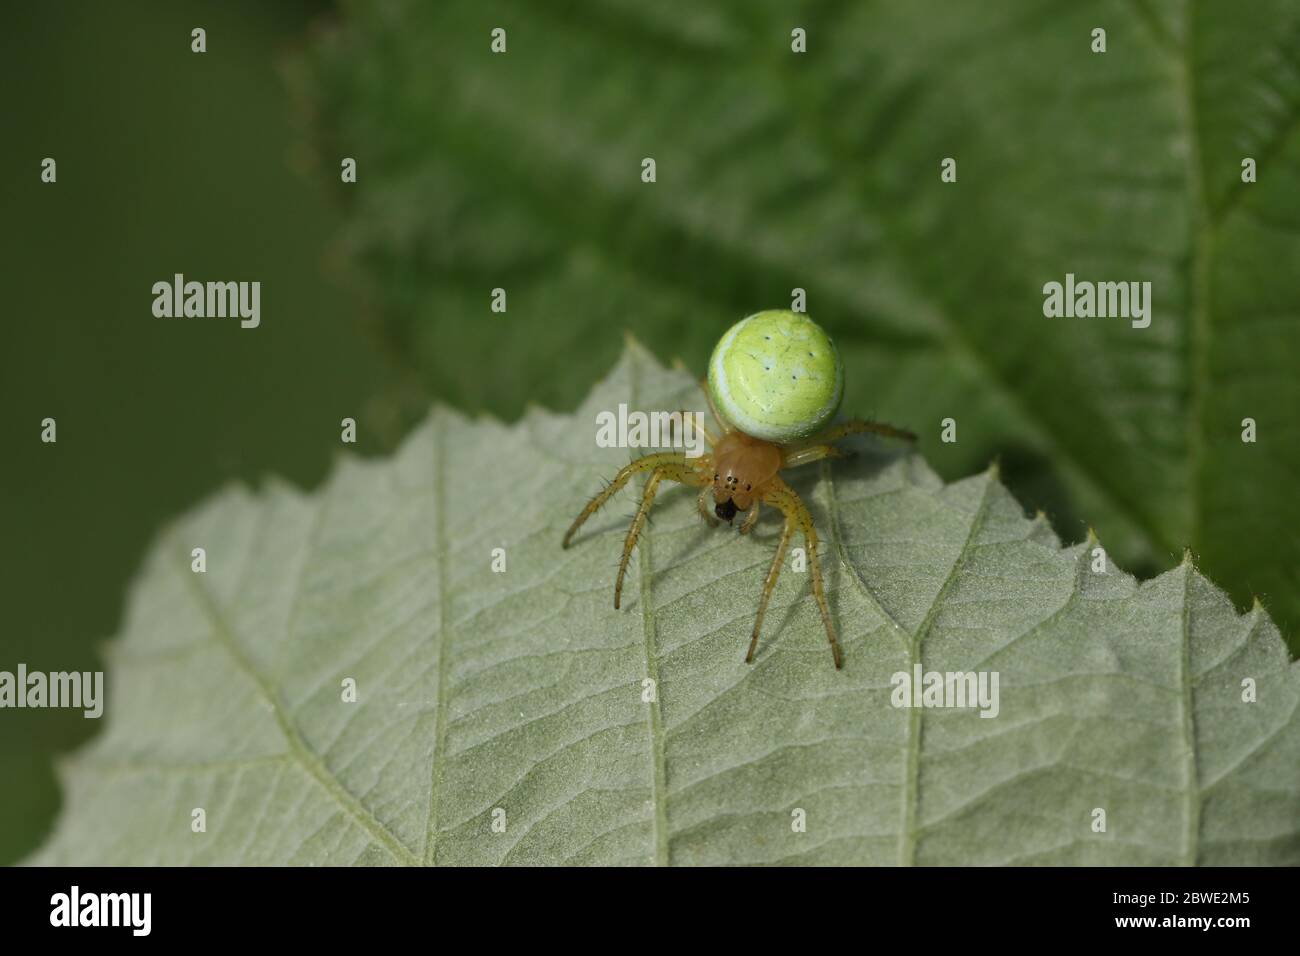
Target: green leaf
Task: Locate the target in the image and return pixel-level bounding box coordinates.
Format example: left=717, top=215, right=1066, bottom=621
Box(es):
left=32, top=345, right=1300, bottom=865
left=293, top=0, right=1300, bottom=650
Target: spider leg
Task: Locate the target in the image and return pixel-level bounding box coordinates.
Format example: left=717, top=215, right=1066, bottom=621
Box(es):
left=810, top=417, right=916, bottom=445
left=780, top=444, right=847, bottom=469
left=615, top=470, right=664, bottom=610
left=745, top=507, right=794, bottom=663
left=668, top=410, right=717, bottom=449
left=696, top=486, right=719, bottom=527
left=563, top=451, right=706, bottom=548
left=613, top=460, right=708, bottom=609
left=805, top=517, right=841, bottom=669
left=751, top=476, right=842, bottom=668
left=781, top=418, right=914, bottom=470
left=738, top=501, right=761, bottom=534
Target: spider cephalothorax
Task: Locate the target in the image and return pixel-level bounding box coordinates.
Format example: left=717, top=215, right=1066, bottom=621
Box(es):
left=711, top=430, right=781, bottom=518
left=562, top=311, right=915, bottom=669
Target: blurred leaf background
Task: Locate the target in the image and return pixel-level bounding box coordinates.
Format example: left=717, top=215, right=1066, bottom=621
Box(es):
left=2, top=0, right=1298, bottom=864
left=0, top=1, right=395, bottom=864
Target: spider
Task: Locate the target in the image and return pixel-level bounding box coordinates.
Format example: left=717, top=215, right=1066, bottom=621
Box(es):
left=562, top=311, right=915, bottom=669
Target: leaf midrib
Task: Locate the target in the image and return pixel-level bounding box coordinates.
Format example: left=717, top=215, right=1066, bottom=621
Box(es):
left=1178, top=561, right=1202, bottom=866
left=424, top=411, right=454, bottom=865
left=897, top=470, right=997, bottom=865
left=631, top=351, right=671, bottom=867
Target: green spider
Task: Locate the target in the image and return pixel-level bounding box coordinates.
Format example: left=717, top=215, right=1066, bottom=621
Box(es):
left=563, top=311, right=915, bottom=668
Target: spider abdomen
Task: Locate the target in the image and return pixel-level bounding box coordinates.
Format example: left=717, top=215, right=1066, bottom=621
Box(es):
left=707, top=310, right=844, bottom=443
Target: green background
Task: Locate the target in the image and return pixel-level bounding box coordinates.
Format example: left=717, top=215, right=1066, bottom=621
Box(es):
left=0, top=1, right=392, bottom=864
